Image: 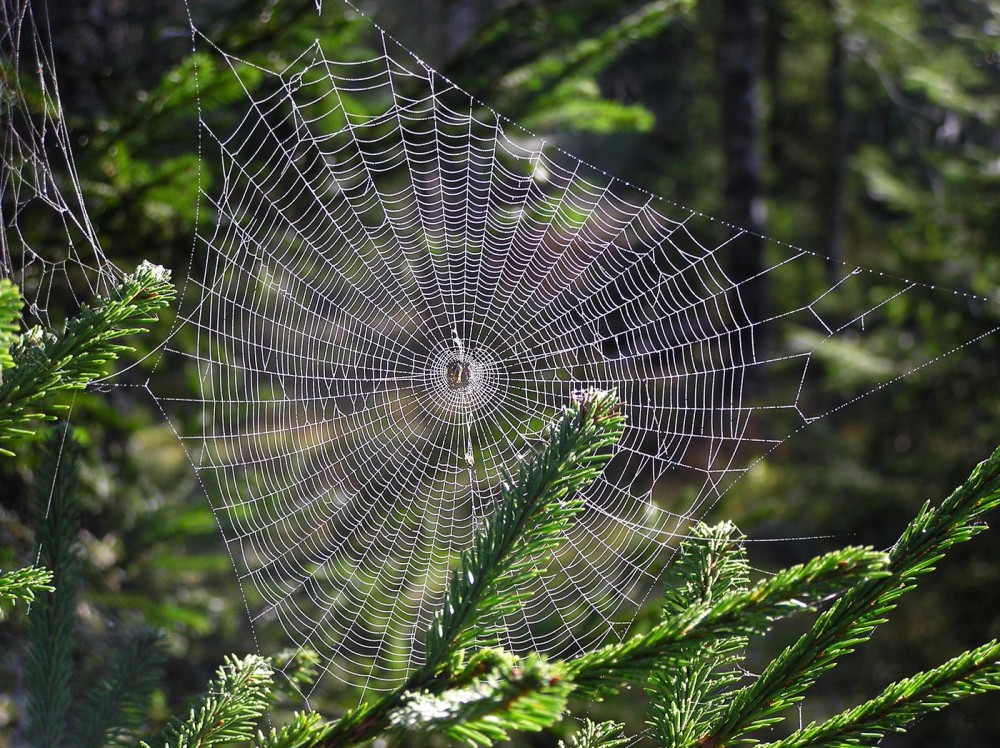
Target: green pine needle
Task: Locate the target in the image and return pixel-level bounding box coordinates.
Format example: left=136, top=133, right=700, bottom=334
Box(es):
left=502, top=0, right=693, bottom=120
left=423, top=388, right=625, bottom=672
left=759, top=639, right=1000, bottom=748
left=704, top=443, right=1000, bottom=744
left=253, top=712, right=334, bottom=748
left=318, top=389, right=625, bottom=748
left=390, top=655, right=572, bottom=746
left=76, top=628, right=167, bottom=748
left=0, top=564, right=53, bottom=606
left=660, top=521, right=751, bottom=618
left=0, top=278, right=21, bottom=371
left=144, top=655, right=273, bottom=748
left=647, top=521, right=752, bottom=747
left=268, top=648, right=322, bottom=698
left=26, top=426, right=83, bottom=748
left=566, top=544, right=890, bottom=700
left=559, top=719, right=630, bottom=748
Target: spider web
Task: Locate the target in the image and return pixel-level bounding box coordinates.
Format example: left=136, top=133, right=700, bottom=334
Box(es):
left=2, top=0, right=996, bottom=702
left=0, top=1, right=121, bottom=325
left=148, top=14, right=997, bottom=697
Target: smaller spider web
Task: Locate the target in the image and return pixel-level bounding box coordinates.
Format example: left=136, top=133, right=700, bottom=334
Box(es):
left=0, top=2, right=121, bottom=327
left=149, top=23, right=998, bottom=698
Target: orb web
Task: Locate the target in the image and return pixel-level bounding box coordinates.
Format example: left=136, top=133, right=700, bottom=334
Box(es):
left=3, top=0, right=994, bottom=702
left=144, top=19, right=1000, bottom=698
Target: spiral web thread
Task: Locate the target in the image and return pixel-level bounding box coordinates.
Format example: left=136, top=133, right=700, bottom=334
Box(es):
left=147, top=17, right=999, bottom=698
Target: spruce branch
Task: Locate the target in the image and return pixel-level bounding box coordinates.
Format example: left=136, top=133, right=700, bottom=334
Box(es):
left=704, top=443, right=1000, bottom=744
left=0, top=277, right=20, bottom=371
left=559, top=719, right=630, bottom=748
left=143, top=655, right=273, bottom=748
left=647, top=522, right=751, bottom=747
left=758, top=639, right=1000, bottom=748
left=423, top=388, right=625, bottom=671
left=389, top=655, right=572, bottom=746
left=318, top=389, right=625, bottom=748
left=505, top=0, right=694, bottom=88
left=76, top=628, right=167, bottom=748
left=566, top=544, right=889, bottom=700
left=0, top=564, right=53, bottom=606
left=254, top=712, right=335, bottom=748
left=0, top=261, right=174, bottom=455
left=26, top=425, right=82, bottom=748
left=268, top=648, right=322, bottom=698
left=660, top=521, right=751, bottom=619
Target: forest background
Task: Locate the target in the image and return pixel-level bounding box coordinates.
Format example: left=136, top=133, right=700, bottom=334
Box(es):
left=1, top=0, right=999, bottom=745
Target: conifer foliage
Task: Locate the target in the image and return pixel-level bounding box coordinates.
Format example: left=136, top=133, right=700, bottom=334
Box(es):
left=2, top=274, right=1000, bottom=746
left=18, top=426, right=167, bottom=748
left=0, top=261, right=174, bottom=455
left=138, top=408, right=999, bottom=748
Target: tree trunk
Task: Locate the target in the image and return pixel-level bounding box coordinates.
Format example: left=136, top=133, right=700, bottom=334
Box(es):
left=720, top=0, right=767, bottom=345
left=762, top=0, right=787, bottom=175
left=826, top=5, right=848, bottom=278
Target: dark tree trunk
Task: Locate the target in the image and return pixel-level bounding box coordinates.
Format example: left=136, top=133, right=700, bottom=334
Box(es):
left=826, top=7, right=849, bottom=278
left=720, top=0, right=767, bottom=343
left=762, top=0, right=788, bottom=174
